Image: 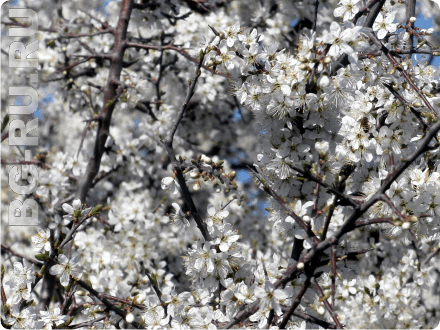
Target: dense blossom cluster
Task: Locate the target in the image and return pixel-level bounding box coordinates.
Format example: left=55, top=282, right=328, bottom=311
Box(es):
left=1, top=0, right=440, bottom=329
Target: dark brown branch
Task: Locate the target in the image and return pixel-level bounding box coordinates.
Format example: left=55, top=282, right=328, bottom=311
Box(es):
left=98, top=292, right=146, bottom=310
left=76, top=0, right=134, bottom=202
left=331, top=242, right=337, bottom=307
left=1, top=284, right=7, bottom=307
left=1, top=131, right=8, bottom=142
left=279, top=277, right=311, bottom=329
left=75, top=279, right=132, bottom=321
left=354, top=217, right=393, bottom=227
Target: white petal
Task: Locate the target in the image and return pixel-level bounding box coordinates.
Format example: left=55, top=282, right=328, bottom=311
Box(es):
left=58, top=254, right=69, bottom=265
left=334, top=6, right=346, bottom=18
left=281, top=85, right=291, bottom=95
left=72, top=199, right=82, bottom=209
left=49, top=265, right=64, bottom=276
left=330, top=22, right=341, bottom=34
left=70, top=254, right=81, bottom=265
left=303, top=239, right=312, bottom=249
left=377, top=29, right=387, bottom=39
left=62, top=204, right=74, bottom=214
left=207, top=204, right=216, bottom=216
left=60, top=272, right=70, bottom=287
left=172, top=203, right=181, bottom=212
left=285, top=216, right=295, bottom=223
left=219, top=242, right=229, bottom=252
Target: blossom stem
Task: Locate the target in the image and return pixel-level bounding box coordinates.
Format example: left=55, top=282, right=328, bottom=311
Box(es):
left=311, top=277, right=343, bottom=328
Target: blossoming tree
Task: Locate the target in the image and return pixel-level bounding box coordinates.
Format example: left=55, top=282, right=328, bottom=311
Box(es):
left=1, top=0, right=440, bottom=328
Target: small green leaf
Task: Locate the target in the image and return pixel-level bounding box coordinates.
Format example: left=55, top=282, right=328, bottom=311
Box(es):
left=35, top=252, right=49, bottom=261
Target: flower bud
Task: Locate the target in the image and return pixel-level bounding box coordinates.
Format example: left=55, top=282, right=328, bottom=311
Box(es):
left=402, top=222, right=410, bottom=229
left=190, top=171, right=200, bottom=179
left=408, top=215, right=418, bottom=222
left=318, top=75, right=330, bottom=88
left=303, top=215, right=311, bottom=224
left=193, top=181, right=201, bottom=191
left=317, top=305, right=326, bottom=315
left=297, top=262, right=305, bottom=270
left=427, top=28, right=435, bottom=35
left=413, top=102, right=422, bottom=107
left=202, top=155, right=212, bottom=164
left=409, top=17, right=417, bottom=23
left=315, top=140, right=329, bottom=154
left=90, top=204, right=103, bottom=216
left=134, top=293, right=146, bottom=304
left=126, top=313, right=135, bottom=323
left=299, top=63, right=308, bottom=70
left=324, top=56, right=332, bottom=64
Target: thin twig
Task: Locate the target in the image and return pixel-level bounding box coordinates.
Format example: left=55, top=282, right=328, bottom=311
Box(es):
left=161, top=50, right=212, bottom=241
left=310, top=277, right=343, bottom=328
